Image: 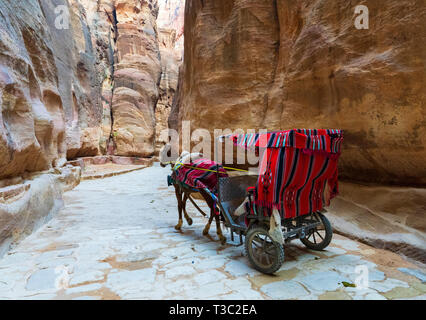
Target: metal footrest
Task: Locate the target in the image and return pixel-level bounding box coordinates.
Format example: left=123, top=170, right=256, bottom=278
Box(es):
left=282, top=222, right=321, bottom=240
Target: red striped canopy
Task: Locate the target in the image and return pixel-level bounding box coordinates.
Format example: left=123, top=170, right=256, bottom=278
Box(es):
left=230, top=129, right=343, bottom=153
left=228, top=129, right=343, bottom=219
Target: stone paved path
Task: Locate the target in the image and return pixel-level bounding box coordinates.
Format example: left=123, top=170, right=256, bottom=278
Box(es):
left=0, top=164, right=425, bottom=300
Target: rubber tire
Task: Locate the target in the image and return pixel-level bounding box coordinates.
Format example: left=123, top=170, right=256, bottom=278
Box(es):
left=300, top=212, right=333, bottom=251
left=245, top=226, right=285, bottom=274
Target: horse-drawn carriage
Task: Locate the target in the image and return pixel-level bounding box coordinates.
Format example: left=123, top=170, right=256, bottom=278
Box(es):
left=167, top=129, right=343, bottom=274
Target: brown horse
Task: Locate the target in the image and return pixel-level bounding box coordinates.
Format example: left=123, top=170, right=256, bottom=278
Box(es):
left=161, top=151, right=227, bottom=244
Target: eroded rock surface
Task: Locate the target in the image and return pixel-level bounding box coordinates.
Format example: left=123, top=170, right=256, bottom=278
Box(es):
left=326, top=182, right=426, bottom=264
left=0, top=0, right=182, bottom=253
left=174, top=0, right=426, bottom=186
left=155, top=0, right=184, bottom=153
left=0, top=0, right=180, bottom=179
left=0, top=166, right=81, bottom=257
left=111, top=0, right=162, bottom=157
left=0, top=0, right=103, bottom=180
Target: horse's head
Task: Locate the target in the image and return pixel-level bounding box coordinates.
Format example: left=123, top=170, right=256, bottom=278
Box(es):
left=160, top=149, right=203, bottom=168
left=178, top=151, right=203, bottom=166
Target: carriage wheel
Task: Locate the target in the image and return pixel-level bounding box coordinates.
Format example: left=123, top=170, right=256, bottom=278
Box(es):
left=245, top=226, right=284, bottom=274
left=300, top=212, right=333, bottom=251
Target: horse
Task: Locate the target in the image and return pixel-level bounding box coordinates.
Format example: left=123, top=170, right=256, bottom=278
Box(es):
left=160, top=151, right=228, bottom=245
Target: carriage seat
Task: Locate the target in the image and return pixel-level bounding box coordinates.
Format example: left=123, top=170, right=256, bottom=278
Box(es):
left=218, top=175, right=258, bottom=223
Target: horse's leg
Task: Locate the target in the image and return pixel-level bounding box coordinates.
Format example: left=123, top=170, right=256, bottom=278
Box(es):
left=175, top=185, right=183, bottom=231
left=182, top=192, right=193, bottom=226
left=203, top=208, right=214, bottom=235
left=202, top=192, right=214, bottom=235
left=215, top=214, right=226, bottom=245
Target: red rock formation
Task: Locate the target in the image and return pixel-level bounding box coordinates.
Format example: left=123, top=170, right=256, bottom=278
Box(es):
left=174, top=0, right=426, bottom=186
left=158, top=0, right=185, bottom=52
left=0, top=0, right=176, bottom=178
left=111, top=0, right=162, bottom=157
left=156, top=4, right=184, bottom=153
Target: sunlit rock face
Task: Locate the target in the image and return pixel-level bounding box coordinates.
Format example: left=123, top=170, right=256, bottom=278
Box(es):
left=155, top=28, right=180, bottom=153
left=0, top=0, right=176, bottom=177
left=174, top=0, right=426, bottom=186
left=110, top=0, right=162, bottom=157
left=157, top=0, right=184, bottom=53
left=0, top=0, right=104, bottom=180
left=77, top=0, right=117, bottom=157
left=156, top=0, right=185, bottom=154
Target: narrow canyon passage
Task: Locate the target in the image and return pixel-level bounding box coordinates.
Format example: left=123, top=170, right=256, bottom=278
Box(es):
left=0, top=0, right=424, bottom=304
left=0, top=166, right=424, bottom=300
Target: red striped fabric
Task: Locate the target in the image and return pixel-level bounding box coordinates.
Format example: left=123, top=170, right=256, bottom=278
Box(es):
left=230, top=129, right=343, bottom=219
left=173, top=158, right=228, bottom=193
left=231, top=129, right=343, bottom=153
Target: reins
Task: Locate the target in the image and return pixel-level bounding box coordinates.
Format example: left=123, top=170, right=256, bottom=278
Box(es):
left=163, top=161, right=249, bottom=173
left=187, top=194, right=207, bottom=217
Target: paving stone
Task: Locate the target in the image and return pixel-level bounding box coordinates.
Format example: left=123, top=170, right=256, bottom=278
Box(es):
left=161, top=247, right=195, bottom=258
left=220, top=292, right=246, bottom=300
left=72, top=295, right=100, bottom=300
left=224, top=259, right=260, bottom=277
left=354, top=292, right=387, bottom=300
left=0, top=253, right=35, bottom=267
left=222, top=278, right=253, bottom=291
left=185, top=282, right=229, bottom=299
left=152, top=256, right=176, bottom=267
left=164, top=279, right=197, bottom=295
left=332, top=239, right=360, bottom=251
left=56, top=249, right=75, bottom=257
left=106, top=269, right=157, bottom=289
left=261, top=280, right=310, bottom=299
left=383, top=286, right=424, bottom=300
left=162, top=258, right=200, bottom=270
left=239, top=290, right=265, bottom=300
left=193, top=270, right=227, bottom=286
left=277, top=260, right=299, bottom=271
left=298, top=271, right=349, bottom=292
left=116, top=251, right=158, bottom=263
left=69, top=270, right=105, bottom=286
left=72, top=261, right=111, bottom=272
left=25, top=268, right=58, bottom=291
left=398, top=268, right=426, bottom=283
left=319, top=291, right=352, bottom=300
left=165, top=266, right=195, bottom=279
left=395, top=294, right=426, bottom=300
left=36, top=257, right=76, bottom=269
left=369, top=270, right=386, bottom=282
left=321, top=246, right=347, bottom=256
left=141, top=242, right=169, bottom=251
left=66, top=283, right=103, bottom=294
left=194, top=257, right=228, bottom=271
left=368, top=278, right=409, bottom=293
left=20, top=293, right=58, bottom=300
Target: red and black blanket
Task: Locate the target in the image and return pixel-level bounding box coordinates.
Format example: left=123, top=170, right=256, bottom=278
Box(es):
left=172, top=158, right=228, bottom=194
left=230, top=129, right=343, bottom=219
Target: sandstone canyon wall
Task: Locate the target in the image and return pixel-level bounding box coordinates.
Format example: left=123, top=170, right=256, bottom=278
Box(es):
left=0, top=0, right=182, bottom=255
left=0, top=0, right=182, bottom=180
left=0, top=0, right=103, bottom=180
left=111, top=0, right=161, bottom=157
left=174, top=0, right=426, bottom=186
left=156, top=0, right=184, bottom=153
